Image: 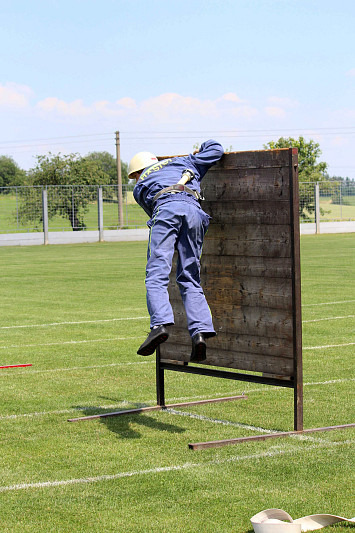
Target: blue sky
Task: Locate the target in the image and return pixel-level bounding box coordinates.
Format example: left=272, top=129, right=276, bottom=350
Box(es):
left=1, top=0, right=354, bottom=178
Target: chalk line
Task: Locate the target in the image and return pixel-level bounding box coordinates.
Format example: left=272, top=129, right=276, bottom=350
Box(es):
left=304, top=342, right=355, bottom=350
left=303, top=315, right=354, bottom=323
left=0, top=316, right=149, bottom=330
left=0, top=440, right=352, bottom=493
left=302, top=299, right=355, bottom=307
left=0, top=336, right=141, bottom=350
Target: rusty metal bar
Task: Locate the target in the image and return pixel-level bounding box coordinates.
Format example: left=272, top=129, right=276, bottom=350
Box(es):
left=189, top=423, right=355, bottom=450
left=156, top=346, right=165, bottom=407
left=161, top=361, right=294, bottom=388
left=68, top=394, right=247, bottom=422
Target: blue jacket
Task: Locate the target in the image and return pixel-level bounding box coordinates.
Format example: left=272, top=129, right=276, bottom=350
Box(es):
left=133, top=139, right=224, bottom=217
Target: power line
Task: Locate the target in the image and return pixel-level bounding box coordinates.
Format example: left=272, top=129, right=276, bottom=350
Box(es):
left=0, top=126, right=354, bottom=147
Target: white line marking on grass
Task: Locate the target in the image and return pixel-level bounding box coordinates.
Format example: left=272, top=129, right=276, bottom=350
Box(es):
left=1, top=378, right=354, bottom=420
left=0, top=440, right=352, bottom=493
left=303, top=299, right=355, bottom=307
left=305, top=378, right=355, bottom=386
left=0, top=336, right=141, bottom=350
left=168, top=409, right=279, bottom=435
left=0, top=361, right=153, bottom=378
left=304, top=342, right=355, bottom=350
left=167, top=410, right=328, bottom=444
left=0, top=317, right=149, bottom=330
left=303, top=315, right=354, bottom=323
left=0, top=401, right=145, bottom=420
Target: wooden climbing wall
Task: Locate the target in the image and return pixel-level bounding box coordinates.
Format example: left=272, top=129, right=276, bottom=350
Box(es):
left=159, top=148, right=302, bottom=391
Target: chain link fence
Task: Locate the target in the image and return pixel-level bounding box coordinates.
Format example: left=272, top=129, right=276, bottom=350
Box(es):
left=299, top=181, right=355, bottom=223
left=0, top=184, right=148, bottom=233
left=1, top=181, right=354, bottom=234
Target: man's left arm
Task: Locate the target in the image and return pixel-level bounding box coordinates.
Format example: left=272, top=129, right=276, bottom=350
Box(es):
left=190, top=140, right=224, bottom=179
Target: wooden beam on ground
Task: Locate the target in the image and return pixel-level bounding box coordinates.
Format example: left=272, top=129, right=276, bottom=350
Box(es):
left=188, top=423, right=355, bottom=450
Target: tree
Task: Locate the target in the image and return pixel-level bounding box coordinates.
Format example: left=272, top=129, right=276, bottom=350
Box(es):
left=19, top=152, right=111, bottom=231
left=0, top=156, right=26, bottom=188
left=264, top=136, right=328, bottom=221
left=86, top=151, right=128, bottom=185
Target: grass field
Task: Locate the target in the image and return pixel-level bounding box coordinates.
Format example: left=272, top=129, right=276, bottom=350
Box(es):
left=0, top=234, right=354, bottom=532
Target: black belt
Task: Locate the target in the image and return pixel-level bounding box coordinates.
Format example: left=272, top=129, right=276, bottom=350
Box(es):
left=153, top=184, right=202, bottom=204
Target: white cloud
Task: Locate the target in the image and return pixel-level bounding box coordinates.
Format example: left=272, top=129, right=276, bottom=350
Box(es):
left=265, top=106, right=286, bottom=118
left=346, top=68, right=355, bottom=77
left=267, top=96, right=299, bottom=108
left=0, top=82, right=33, bottom=108
left=35, top=91, right=257, bottom=124
left=331, top=135, right=349, bottom=147
left=264, top=96, right=299, bottom=118
left=218, top=92, right=245, bottom=104
left=37, top=97, right=91, bottom=116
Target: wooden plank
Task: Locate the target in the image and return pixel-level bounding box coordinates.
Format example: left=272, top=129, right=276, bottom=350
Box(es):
left=203, top=200, right=291, bottom=225
left=165, top=329, right=294, bottom=358
left=202, top=167, right=290, bottom=201
left=170, top=278, right=292, bottom=311
left=203, top=224, right=291, bottom=258
left=172, top=306, right=293, bottom=340
left=212, top=149, right=290, bottom=169
left=200, top=255, right=293, bottom=279
left=159, top=342, right=294, bottom=375
left=159, top=148, right=290, bottom=169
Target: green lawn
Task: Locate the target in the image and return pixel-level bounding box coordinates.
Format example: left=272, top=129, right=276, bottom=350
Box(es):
left=0, top=235, right=354, bottom=532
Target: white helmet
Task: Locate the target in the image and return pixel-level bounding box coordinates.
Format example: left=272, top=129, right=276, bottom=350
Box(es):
left=128, top=152, right=158, bottom=177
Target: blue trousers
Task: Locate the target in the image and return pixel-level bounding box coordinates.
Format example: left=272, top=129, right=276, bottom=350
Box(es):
left=145, top=200, right=215, bottom=338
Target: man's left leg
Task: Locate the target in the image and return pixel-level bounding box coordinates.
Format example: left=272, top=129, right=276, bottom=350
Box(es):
left=175, top=204, right=215, bottom=361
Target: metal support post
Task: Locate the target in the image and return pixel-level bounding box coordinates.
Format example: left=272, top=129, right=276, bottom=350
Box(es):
left=156, top=346, right=165, bottom=407
left=97, top=187, right=104, bottom=242
left=115, top=131, right=124, bottom=228
left=42, top=189, right=49, bottom=245
left=315, top=182, right=320, bottom=234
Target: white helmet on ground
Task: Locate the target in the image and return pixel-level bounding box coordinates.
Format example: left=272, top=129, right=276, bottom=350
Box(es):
left=128, top=152, right=158, bottom=177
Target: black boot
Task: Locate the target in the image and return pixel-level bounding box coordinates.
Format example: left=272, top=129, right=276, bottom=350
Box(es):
left=137, top=325, right=169, bottom=356
left=190, top=333, right=206, bottom=362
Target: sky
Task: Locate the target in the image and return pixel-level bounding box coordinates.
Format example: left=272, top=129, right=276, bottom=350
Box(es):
left=0, top=0, right=354, bottom=178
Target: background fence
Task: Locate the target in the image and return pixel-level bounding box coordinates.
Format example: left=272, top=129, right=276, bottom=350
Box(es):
left=0, top=184, right=148, bottom=234
left=1, top=181, right=355, bottom=235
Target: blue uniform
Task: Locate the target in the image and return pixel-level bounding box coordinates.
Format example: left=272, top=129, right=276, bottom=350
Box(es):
left=133, top=140, right=224, bottom=338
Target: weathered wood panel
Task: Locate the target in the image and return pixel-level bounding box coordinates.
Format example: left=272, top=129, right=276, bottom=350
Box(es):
left=203, top=224, right=291, bottom=258
left=170, top=274, right=292, bottom=310
left=172, top=306, right=293, bottom=340
left=200, top=255, right=293, bottom=279
left=214, top=149, right=290, bottom=169
left=160, top=342, right=294, bottom=376
left=159, top=148, right=301, bottom=382
left=203, top=200, right=291, bottom=225
left=202, top=167, right=290, bottom=201
left=165, top=328, right=294, bottom=358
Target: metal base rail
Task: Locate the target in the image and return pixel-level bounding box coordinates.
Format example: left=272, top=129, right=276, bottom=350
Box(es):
left=189, top=423, right=355, bottom=450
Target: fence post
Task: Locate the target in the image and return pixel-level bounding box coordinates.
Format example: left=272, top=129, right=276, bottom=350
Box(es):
left=42, top=189, right=49, bottom=245
left=98, top=187, right=104, bottom=242
left=115, top=131, right=124, bottom=228
left=315, top=182, right=320, bottom=234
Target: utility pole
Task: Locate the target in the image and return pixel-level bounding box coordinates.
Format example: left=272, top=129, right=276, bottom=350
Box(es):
left=115, top=131, right=124, bottom=228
